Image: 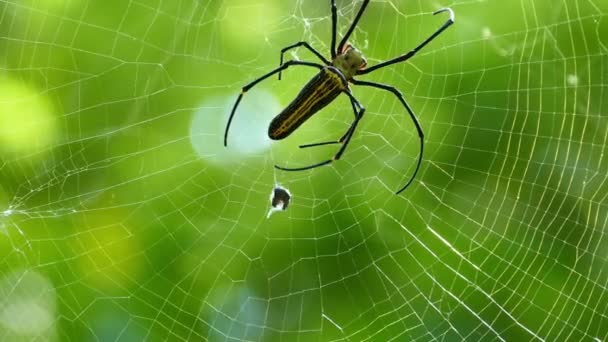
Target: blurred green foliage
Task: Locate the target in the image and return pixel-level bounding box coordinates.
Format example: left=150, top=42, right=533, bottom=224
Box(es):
left=0, top=0, right=607, bottom=340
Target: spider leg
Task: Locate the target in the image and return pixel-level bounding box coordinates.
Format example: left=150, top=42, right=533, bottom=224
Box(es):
left=298, top=96, right=358, bottom=149
left=351, top=79, right=423, bottom=194
left=336, top=0, right=370, bottom=55
left=278, top=42, right=330, bottom=80
left=224, top=60, right=324, bottom=147
left=275, top=92, right=365, bottom=171
left=330, top=0, right=337, bottom=58
left=357, top=8, right=454, bottom=76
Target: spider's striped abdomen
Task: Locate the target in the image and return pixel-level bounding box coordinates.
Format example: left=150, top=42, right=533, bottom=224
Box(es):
left=269, top=66, right=348, bottom=140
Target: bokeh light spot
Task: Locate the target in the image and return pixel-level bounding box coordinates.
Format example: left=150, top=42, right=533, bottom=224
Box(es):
left=191, top=90, right=280, bottom=165
left=0, top=270, right=56, bottom=338
left=0, top=79, right=58, bottom=157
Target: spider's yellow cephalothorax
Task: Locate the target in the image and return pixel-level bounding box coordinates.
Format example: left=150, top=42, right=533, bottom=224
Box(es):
left=332, top=45, right=367, bottom=79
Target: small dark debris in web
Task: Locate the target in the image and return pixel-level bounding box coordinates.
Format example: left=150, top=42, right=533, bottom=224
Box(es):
left=267, top=185, right=291, bottom=218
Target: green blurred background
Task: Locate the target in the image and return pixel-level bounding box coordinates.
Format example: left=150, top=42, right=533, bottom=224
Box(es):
left=0, top=0, right=607, bottom=340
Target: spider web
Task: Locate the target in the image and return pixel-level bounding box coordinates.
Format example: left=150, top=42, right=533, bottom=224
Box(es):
left=0, top=0, right=607, bottom=340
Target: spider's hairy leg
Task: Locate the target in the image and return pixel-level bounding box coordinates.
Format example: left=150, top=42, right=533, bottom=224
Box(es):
left=336, top=0, right=370, bottom=54
left=357, top=7, right=455, bottom=76
left=278, top=42, right=329, bottom=80
left=224, top=60, right=323, bottom=147
left=330, top=0, right=337, bottom=58
left=351, top=79, right=423, bottom=194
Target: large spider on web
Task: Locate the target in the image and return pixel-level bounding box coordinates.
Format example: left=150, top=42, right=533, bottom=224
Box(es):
left=224, top=0, right=454, bottom=194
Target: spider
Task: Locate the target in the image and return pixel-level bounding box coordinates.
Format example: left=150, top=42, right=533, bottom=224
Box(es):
left=224, top=1, right=454, bottom=194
